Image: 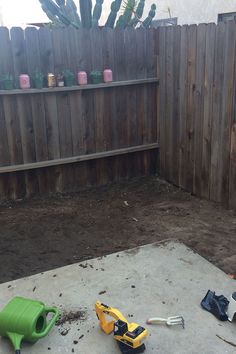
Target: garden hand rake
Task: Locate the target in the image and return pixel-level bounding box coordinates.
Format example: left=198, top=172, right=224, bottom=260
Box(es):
left=146, top=316, right=185, bottom=328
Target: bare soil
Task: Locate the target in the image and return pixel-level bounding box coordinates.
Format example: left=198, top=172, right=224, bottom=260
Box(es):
left=0, top=176, right=235, bottom=284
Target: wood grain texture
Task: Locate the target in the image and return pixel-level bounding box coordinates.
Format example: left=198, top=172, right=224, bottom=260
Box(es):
left=219, top=21, right=236, bottom=205
left=158, top=22, right=236, bottom=209
left=178, top=25, right=188, bottom=189
left=201, top=23, right=216, bottom=199
left=186, top=25, right=197, bottom=192
left=193, top=23, right=206, bottom=196
left=210, top=22, right=226, bottom=203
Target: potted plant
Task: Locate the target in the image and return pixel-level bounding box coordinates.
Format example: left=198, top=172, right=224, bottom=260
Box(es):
left=90, top=70, right=103, bottom=84
left=63, top=70, right=75, bottom=87
left=32, top=70, right=44, bottom=89
left=1, top=73, right=14, bottom=90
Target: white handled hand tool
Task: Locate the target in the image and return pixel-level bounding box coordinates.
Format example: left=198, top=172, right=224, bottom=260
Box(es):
left=146, top=316, right=185, bottom=328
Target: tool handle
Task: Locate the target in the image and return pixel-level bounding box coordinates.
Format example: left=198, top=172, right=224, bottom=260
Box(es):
left=32, top=307, right=59, bottom=340
left=146, top=317, right=167, bottom=325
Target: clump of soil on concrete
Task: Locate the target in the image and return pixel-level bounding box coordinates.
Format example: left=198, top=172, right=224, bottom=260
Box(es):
left=56, top=310, right=87, bottom=326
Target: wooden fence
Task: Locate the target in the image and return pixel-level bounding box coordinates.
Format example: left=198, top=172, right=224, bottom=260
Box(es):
left=0, top=23, right=236, bottom=210
left=158, top=20, right=236, bottom=209
left=0, top=27, right=158, bottom=200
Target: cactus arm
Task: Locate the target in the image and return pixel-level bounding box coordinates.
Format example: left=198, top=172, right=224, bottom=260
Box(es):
left=116, top=0, right=136, bottom=28
left=135, top=0, right=145, bottom=18
left=128, top=0, right=145, bottom=27
left=105, top=0, right=122, bottom=28
left=39, top=0, right=78, bottom=27
left=65, top=0, right=81, bottom=27
left=41, top=3, right=63, bottom=26
left=92, top=0, right=104, bottom=27
left=142, top=3, right=156, bottom=28
left=55, top=0, right=65, bottom=5
left=79, top=0, right=92, bottom=28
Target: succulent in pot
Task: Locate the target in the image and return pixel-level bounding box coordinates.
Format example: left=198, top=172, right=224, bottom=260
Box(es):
left=1, top=73, right=14, bottom=90
left=90, top=70, right=103, bottom=84
left=32, top=70, right=44, bottom=89
left=63, top=70, right=75, bottom=87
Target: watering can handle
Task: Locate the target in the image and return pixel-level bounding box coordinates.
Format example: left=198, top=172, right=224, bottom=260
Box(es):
left=32, top=307, right=59, bottom=340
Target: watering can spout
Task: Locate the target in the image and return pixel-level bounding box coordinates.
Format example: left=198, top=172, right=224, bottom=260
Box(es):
left=7, top=332, right=24, bottom=352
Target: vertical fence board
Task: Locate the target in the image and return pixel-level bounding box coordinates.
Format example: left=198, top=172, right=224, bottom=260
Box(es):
left=102, top=29, right=114, bottom=152
left=113, top=30, right=128, bottom=181
left=11, top=28, right=36, bottom=163
left=38, top=28, right=62, bottom=194
left=220, top=21, right=236, bottom=205
left=229, top=123, right=236, bottom=209
left=25, top=28, right=48, bottom=162
left=0, top=27, right=25, bottom=198
left=159, top=27, right=166, bottom=178
left=193, top=24, right=206, bottom=196
left=186, top=25, right=197, bottom=192
left=178, top=25, right=188, bottom=189
left=144, top=29, right=158, bottom=175
left=201, top=24, right=216, bottom=199
left=171, top=26, right=181, bottom=185
left=165, top=26, right=175, bottom=183
left=125, top=29, right=139, bottom=177
left=210, top=22, right=226, bottom=202
left=11, top=27, right=39, bottom=196
left=91, top=29, right=107, bottom=185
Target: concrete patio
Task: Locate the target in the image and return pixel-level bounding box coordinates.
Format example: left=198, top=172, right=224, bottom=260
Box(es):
left=0, top=241, right=235, bottom=354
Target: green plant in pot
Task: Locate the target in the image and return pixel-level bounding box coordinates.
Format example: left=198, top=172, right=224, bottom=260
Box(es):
left=32, top=70, right=44, bottom=89
left=1, top=73, right=14, bottom=90
left=63, top=70, right=75, bottom=86
left=90, top=70, right=103, bottom=84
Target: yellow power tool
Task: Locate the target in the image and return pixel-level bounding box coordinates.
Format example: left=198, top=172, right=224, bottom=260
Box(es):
left=95, top=301, right=148, bottom=354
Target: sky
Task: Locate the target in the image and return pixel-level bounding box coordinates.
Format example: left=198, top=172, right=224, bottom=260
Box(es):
left=0, top=0, right=162, bottom=28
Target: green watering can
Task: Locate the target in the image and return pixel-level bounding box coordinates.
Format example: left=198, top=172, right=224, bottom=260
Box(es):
left=0, top=296, right=59, bottom=354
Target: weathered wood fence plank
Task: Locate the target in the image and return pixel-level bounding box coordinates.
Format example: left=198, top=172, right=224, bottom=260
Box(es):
left=159, top=20, right=236, bottom=210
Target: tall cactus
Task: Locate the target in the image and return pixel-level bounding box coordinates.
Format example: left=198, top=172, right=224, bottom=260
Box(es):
left=39, top=0, right=156, bottom=29
left=128, top=0, right=145, bottom=27
left=92, top=0, right=104, bottom=27
left=79, top=0, right=92, bottom=28
left=142, top=4, right=156, bottom=28
left=105, top=0, right=122, bottom=28
left=39, top=0, right=73, bottom=26
left=65, top=0, right=81, bottom=27
left=116, top=0, right=136, bottom=28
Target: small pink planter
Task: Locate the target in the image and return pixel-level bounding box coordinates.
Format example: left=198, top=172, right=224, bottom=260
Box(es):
left=19, top=74, right=30, bottom=89
left=77, top=71, right=88, bottom=85
left=103, top=69, right=113, bottom=83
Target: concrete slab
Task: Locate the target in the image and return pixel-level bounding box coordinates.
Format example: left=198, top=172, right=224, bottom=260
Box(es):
left=0, top=241, right=235, bottom=354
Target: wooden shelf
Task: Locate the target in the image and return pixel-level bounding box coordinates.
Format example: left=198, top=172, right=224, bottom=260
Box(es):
left=0, top=143, right=159, bottom=174
left=0, top=78, right=159, bottom=96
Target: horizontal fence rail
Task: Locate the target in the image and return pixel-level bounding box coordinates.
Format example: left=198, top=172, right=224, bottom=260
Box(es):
left=0, top=78, right=159, bottom=95
left=0, top=143, right=159, bottom=174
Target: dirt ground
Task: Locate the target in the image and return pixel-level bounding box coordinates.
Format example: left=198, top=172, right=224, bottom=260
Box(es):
left=0, top=176, right=235, bottom=284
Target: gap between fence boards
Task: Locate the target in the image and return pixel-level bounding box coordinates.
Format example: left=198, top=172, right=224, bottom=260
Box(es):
left=0, top=143, right=159, bottom=174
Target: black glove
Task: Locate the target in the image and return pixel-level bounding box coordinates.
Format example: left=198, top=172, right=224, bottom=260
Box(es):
left=201, top=290, right=229, bottom=321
